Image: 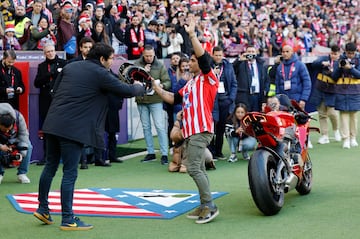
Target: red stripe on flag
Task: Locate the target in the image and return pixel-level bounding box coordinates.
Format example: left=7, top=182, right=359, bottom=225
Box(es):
left=11, top=189, right=164, bottom=218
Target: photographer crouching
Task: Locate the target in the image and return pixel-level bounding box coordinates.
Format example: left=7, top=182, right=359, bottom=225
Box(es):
left=0, top=103, right=32, bottom=184
left=332, top=42, right=360, bottom=149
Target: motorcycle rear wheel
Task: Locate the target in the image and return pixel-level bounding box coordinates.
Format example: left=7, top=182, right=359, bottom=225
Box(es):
left=295, top=153, right=313, bottom=195
left=248, top=150, right=284, bottom=216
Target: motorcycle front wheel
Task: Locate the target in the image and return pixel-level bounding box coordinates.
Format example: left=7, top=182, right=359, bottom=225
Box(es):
left=248, top=150, right=284, bottom=216
left=295, top=153, right=313, bottom=195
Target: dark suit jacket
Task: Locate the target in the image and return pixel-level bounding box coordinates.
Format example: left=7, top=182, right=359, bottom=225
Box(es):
left=233, top=58, right=269, bottom=111
left=42, top=59, right=144, bottom=148
left=0, top=64, right=25, bottom=110
left=34, top=56, right=67, bottom=123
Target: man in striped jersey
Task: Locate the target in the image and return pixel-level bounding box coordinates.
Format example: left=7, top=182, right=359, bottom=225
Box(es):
left=152, top=16, right=219, bottom=224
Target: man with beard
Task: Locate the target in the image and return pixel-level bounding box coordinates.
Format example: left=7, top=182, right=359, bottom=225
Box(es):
left=14, top=5, right=32, bottom=49
left=57, top=1, right=76, bottom=59
left=125, top=15, right=145, bottom=60
left=0, top=49, right=25, bottom=110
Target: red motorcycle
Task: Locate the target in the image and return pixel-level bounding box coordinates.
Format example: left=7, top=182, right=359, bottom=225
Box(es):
left=242, top=95, right=319, bottom=216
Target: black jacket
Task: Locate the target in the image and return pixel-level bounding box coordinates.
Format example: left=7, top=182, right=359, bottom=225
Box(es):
left=0, top=63, right=25, bottom=110
left=233, top=58, right=269, bottom=111
left=34, top=56, right=67, bottom=122
left=42, top=59, right=145, bottom=148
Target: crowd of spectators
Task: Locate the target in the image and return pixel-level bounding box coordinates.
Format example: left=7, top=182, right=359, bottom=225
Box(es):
left=0, top=0, right=359, bottom=59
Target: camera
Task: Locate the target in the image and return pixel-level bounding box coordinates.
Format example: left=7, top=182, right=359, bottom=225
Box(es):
left=0, top=145, right=27, bottom=168
left=246, top=54, right=256, bottom=60
left=171, top=29, right=176, bottom=34
left=0, top=152, right=21, bottom=167
left=339, top=59, right=348, bottom=67
left=279, top=56, right=284, bottom=61
left=225, top=124, right=235, bottom=137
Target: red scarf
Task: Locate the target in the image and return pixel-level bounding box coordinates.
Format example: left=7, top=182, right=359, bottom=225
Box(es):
left=130, top=27, right=144, bottom=56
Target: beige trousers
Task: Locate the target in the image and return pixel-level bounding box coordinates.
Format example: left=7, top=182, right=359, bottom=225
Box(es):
left=317, top=102, right=339, bottom=136
left=339, top=111, right=358, bottom=140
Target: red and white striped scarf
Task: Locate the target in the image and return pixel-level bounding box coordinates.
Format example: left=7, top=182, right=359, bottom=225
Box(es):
left=130, top=27, right=144, bottom=56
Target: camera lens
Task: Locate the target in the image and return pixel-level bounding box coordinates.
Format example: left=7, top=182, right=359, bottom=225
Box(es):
left=339, top=59, right=347, bottom=67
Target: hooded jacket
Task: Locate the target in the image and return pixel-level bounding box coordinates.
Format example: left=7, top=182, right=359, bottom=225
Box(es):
left=0, top=103, right=29, bottom=157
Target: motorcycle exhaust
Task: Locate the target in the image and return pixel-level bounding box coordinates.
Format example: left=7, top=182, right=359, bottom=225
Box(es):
left=284, top=173, right=299, bottom=193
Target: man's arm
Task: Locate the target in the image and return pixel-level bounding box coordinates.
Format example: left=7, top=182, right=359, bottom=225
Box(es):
left=185, top=16, right=203, bottom=58
left=299, top=62, right=312, bottom=109
left=16, top=111, right=30, bottom=157
left=185, top=17, right=212, bottom=74
left=152, top=82, right=175, bottom=104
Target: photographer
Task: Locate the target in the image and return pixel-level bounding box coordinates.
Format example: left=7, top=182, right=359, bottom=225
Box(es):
left=166, top=23, right=183, bottom=57
left=310, top=45, right=341, bottom=145
left=0, top=103, right=32, bottom=184
left=332, top=42, right=360, bottom=149
left=233, top=45, right=269, bottom=111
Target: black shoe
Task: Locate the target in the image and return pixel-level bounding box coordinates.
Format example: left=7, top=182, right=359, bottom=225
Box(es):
left=110, top=158, right=123, bottom=163
left=141, top=154, right=156, bottom=163
left=95, top=160, right=111, bottom=167
left=214, top=153, right=226, bottom=160
left=36, top=161, right=45, bottom=166
left=86, top=154, right=95, bottom=164
left=161, top=156, right=168, bottom=165
left=205, top=160, right=216, bottom=170
left=80, top=163, right=88, bottom=169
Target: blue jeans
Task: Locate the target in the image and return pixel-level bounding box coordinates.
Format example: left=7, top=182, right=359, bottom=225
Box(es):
left=137, top=103, right=168, bottom=156
left=37, top=134, right=83, bottom=223
left=0, top=143, right=32, bottom=175
left=226, top=136, right=257, bottom=155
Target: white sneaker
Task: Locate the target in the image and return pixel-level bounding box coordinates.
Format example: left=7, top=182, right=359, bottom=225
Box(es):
left=169, top=147, right=174, bottom=155
left=350, top=138, right=358, bottom=147
left=0, top=175, right=3, bottom=184
left=17, top=174, right=30, bottom=184
left=308, top=140, right=313, bottom=149
left=228, top=154, right=238, bottom=163
left=318, top=135, right=330, bottom=144
left=334, top=130, right=341, bottom=142
left=343, top=139, right=350, bottom=149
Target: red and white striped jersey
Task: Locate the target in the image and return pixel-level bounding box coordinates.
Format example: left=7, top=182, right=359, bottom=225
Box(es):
left=179, top=70, right=219, bottom=138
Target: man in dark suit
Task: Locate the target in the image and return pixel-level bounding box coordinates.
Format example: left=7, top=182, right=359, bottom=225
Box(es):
left=233, top=45, right=269, bottom=112
left=33, top=43, right=145, bottom=231
left=0, top=50, right=25, bottom=110
left=34, top=43, right=67, bottom=165
left=104, top=92, right=124, bottom=163
left=209, top=46, right=237, bottom=160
